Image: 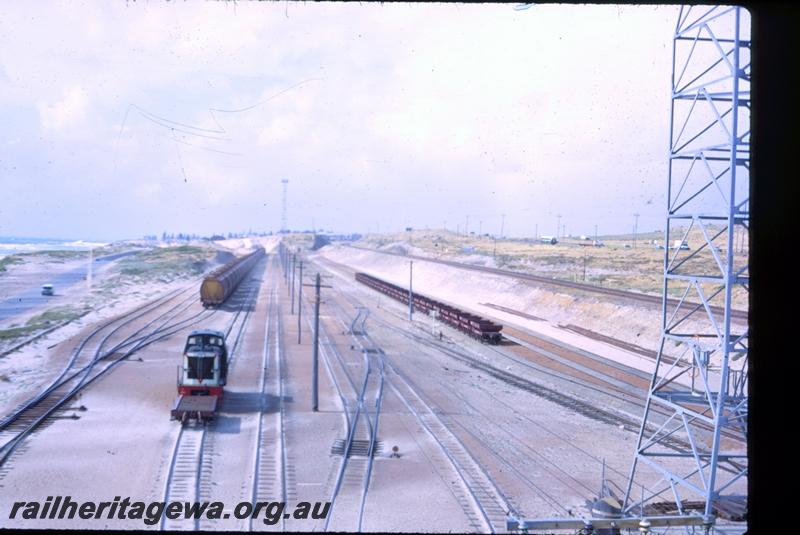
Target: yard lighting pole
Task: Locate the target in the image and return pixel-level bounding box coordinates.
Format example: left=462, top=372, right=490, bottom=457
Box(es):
left=465, top=215, right=469, bottom=235
left=633, top=213, right=640, bottom=248
left=500, top=213, right=506, bottom=239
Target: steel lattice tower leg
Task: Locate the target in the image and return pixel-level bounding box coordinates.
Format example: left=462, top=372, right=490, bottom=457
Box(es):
left=624, top=6, right=749, bottom=526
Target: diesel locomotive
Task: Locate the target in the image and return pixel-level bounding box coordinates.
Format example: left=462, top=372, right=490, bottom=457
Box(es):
left=170, top=329, right=229, bottom=423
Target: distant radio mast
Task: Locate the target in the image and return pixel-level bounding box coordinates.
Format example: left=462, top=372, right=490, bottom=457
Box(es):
left=281, top=179, right=289, bottom=233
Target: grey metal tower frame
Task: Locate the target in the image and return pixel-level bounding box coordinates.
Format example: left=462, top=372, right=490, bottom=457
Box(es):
left=624, top=5, right=749, bottom=525
left=281, top=179, right=289, bottom=233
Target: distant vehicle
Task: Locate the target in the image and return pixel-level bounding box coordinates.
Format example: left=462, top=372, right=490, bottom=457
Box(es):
left=540, top=236, right=558, bottom=245
left=673, top=240, right=690, bottom=250
left=593, top=240, right=605, bottom=247
left=41, top=284, right=54, bottom=296
left=171, top=329, right=228, bottom=424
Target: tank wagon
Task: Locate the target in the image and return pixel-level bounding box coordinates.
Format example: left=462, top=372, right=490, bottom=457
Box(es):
left=200, top=247, right=265, bottom=307
left=354, top=272, right=503, bottom=344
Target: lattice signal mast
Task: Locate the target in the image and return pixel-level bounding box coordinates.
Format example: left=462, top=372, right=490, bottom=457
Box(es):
left=624, top=5, right=749, bottom=525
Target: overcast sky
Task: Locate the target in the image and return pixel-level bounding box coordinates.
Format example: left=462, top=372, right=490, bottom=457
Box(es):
left=1, top=2, right=732, bottom=241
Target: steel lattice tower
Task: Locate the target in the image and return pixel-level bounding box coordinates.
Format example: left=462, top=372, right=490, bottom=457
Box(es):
left=624, top=5, right=749, bottom=526
left=281, top=179, right=289, bottom=233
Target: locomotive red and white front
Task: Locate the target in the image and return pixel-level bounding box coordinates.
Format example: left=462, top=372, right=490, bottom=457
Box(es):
left=171, top=330, right=229, bottom=423
left=177, top=329, right=228, bottom=396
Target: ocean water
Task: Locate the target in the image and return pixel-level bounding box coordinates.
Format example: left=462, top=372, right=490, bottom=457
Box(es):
left=0, top=237, right=108, bottom=258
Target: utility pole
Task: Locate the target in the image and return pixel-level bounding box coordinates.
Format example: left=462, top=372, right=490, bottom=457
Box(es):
left=465, top=215, right=469, bottom=235
left=583, top=253, right=587, bottom=281
left=595, top=224, right=598, bottom=242
left=281, top=179, right=289, bottom=233
left=408, top=261, right=414, bottom=320
left=556, top=214, right=562, bottom=240
left=87, top=247, right=93, bottom=290
left=284, top=245, right=290, bottom=290
left=479, top=220, right=482, bottom=236
left=297, top=260, right=303, bottom=344
left=535, top=223, right=538, bottom=240
left=305, top=273, right=332, bottom=412
left=500, top=213, right=506, bottom=238
left=291, top=254, right=296, bottom=314
left=633, top=213, right=640, bottom=248
left=312, top=273, right=320, bottom=412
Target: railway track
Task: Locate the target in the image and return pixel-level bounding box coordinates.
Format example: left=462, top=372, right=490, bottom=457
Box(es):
left=296, top=285, right=382, bottom=532
left=324, top=255, right=746, bottom=449
left=161, top=271, right=262, bottom=532
left=161, top=425, right=207, bottom=531
left=346, top=245, right=748, bottom=321
left=324, top=286, right=652, bottom=521
left=385, top=360, right=513, bottom=533
left=322, top=305, right=385, bottom=533
left=249, top=288, right=288, bottom=531
left=0, top=286, right=214, bottom=471
left=321, top=277, right=515, bottom=533
left=315, top=259, right=732, bottom=511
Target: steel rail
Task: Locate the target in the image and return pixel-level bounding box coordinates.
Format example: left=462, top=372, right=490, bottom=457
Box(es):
left=345, top=245, right=748, bottom=321
left=160, top=264, right=265, bottom=531
left=301, top=288, right=382, bottom=533
left=0, top=293, right=207, bottom=467
left=0, top=285, right=191, bottom=431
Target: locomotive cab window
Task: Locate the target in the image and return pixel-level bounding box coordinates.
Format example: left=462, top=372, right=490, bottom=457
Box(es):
left=186, top=355, right=215, bottom=380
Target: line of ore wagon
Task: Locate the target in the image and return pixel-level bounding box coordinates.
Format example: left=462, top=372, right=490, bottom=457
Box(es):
left=200, top=247, right=265, bottom=306
left=354, top=272, right=503, bottom=344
